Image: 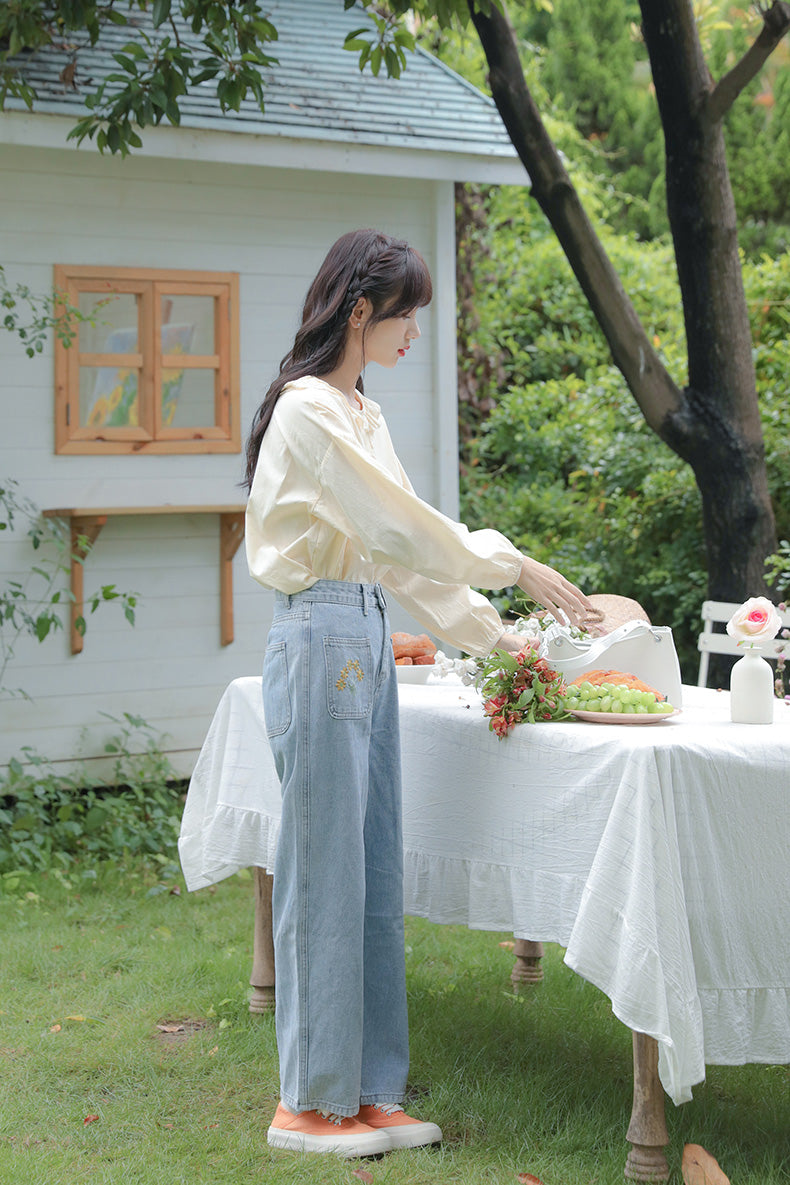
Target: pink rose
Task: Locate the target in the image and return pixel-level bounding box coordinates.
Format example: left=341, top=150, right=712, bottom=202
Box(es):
left=726, top=596, right=782, bottom=644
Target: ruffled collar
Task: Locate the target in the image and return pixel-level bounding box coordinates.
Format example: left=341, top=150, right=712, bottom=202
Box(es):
left=307, top=376, right=382, bottom=430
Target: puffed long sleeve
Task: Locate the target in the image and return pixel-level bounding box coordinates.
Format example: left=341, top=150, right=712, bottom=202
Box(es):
left=245, top=378, right=522, bottom=654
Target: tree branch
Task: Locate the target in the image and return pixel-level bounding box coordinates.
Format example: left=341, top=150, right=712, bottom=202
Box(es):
left=707, top=0, right=790, bottom=123
left=467, top=0, right=683, bottom=435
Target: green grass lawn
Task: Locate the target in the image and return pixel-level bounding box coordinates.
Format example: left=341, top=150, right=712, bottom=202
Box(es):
left=0, top=862, right=787, bottom=1185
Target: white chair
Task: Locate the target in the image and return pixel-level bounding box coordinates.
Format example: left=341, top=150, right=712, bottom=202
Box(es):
left=697, top=600, right=790, bottom=687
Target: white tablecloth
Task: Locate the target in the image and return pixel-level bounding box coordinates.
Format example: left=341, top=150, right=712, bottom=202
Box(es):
left=179, top=676, right=790, bottom=1106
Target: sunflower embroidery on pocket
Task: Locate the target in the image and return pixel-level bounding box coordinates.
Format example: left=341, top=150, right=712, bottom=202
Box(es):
left=335, top=657, right=365, bottom=692
left=325, top=638, right=373, bottom=718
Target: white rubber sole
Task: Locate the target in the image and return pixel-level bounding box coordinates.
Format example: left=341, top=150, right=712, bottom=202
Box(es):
left=267, top=1125, right=392, bottom=1158
left=378, top=1121, right=443, bottom=1150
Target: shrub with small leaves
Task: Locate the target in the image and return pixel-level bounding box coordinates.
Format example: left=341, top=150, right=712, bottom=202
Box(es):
left=0, top=714, right=185, bottom=874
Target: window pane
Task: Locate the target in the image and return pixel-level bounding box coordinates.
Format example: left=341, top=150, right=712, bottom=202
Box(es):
left=79, top=292, right=139, bottom=354
left=161, top=295, right=215, bottom=355
left=161, top=367, right=215, bottom=428
left=79, top=366, right=139, bottom=427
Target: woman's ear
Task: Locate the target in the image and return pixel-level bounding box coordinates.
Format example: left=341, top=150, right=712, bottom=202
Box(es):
left=350, top=296, right=372, bottom=329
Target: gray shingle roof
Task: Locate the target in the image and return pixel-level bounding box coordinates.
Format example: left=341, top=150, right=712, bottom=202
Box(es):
left=6, top=0, right=517, bottom=159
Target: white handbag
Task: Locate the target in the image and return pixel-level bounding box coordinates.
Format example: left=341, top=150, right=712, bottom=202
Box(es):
left=543, top=620, right=684, bottom=707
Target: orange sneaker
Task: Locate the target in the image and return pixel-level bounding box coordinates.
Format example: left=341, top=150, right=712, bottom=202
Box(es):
left=267, top=1103, right=391, bottom=1157
left=357, top=1103, right=442, bottom=1149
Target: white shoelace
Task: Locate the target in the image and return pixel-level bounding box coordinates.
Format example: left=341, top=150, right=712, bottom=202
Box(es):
left=370, top=1103, right=404, bottom=1117
left=316, top=1110, right=345, bottom=1126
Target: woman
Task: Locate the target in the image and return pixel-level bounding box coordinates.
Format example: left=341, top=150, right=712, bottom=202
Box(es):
left=244, top=229, right=590, bottom=1157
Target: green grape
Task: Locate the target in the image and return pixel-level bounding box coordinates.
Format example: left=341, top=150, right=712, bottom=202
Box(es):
left=587, top=698, right=602, bottom=711
left=599, top=695, right=613, bottom=713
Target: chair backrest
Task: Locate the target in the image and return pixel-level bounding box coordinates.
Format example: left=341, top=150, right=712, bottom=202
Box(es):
left=697, top=600, right=790, bottom=687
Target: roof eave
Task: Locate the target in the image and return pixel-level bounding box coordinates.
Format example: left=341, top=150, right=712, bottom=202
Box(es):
left=0, top=108, right=529, bottom=186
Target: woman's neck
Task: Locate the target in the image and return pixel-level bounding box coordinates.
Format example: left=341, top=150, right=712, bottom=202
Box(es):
left=322, top=355, right=363, bottom=408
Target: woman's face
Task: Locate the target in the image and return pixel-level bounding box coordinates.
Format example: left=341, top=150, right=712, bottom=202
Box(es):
left=362, top=308, right=421, bottom=369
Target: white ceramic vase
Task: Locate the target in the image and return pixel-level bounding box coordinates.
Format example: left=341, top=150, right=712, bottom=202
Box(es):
left=729, top=646, right=775, bottom=724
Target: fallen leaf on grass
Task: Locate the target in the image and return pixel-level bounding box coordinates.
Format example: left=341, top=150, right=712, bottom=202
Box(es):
left=49, top=1024, right=62, bottom=1033
left=682, top=1144, right=730, bottom=1185
left=352, top=1171, right=374, bottom=1183
left=83, top=1115, right=100, bottom=1126
left=499, top=941, right=515, bottom=950
left=517, top=1174, right=544, bottom=1185
left=156, top=1023, right=186, bottom=1034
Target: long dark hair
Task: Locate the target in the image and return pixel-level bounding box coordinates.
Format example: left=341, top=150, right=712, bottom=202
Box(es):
left=244, top=228, right=432, bottom=489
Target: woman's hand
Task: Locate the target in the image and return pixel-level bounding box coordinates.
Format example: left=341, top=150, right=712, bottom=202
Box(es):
left=517, top=556, right=592, bottom=629
left=497, top=631, right=530, bottom=655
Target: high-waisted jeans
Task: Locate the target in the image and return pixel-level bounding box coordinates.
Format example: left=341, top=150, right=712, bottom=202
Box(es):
left=261, top=580, right=408, bottom=1116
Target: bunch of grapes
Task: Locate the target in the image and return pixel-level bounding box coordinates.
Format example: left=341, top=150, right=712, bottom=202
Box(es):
left=564, top=680, right=675, bottom=715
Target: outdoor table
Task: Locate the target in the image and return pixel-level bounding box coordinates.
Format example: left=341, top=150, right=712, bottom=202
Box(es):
left=179, top=676, right=790, bottom=1180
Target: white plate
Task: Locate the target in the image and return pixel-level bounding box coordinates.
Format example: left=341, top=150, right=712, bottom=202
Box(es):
left=569, top=708, right=681, bottom=725
left=396, top=665, right=434, bottom=684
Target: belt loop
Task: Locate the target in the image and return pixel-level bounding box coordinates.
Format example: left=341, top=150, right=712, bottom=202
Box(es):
left=362, top=584, right=369, bottom=616
left=286, top=593, right=292, bottom=610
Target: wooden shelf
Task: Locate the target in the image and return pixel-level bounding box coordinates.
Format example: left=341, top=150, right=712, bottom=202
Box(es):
left=42, top=504, right=246, bottom=654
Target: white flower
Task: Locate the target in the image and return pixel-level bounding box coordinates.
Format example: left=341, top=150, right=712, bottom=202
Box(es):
left=726, top=597, right=782, bottom=645
left=432, top=650, right=480, bottom=685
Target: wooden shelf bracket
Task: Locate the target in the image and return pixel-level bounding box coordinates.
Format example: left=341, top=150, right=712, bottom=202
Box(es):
left=43, top=504, right=246, bottom=654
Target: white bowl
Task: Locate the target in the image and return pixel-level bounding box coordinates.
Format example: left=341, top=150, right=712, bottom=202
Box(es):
left=396, top=665, right=434, bottom=684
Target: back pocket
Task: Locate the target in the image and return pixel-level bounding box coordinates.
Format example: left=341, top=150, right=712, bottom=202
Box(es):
left=262, top=641, right=291, bottom=737
left=324, top=637, right=374, bottom=719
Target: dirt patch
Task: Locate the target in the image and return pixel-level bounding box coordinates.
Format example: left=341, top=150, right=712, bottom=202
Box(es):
left=153, top=1019, right=207, bottom=1047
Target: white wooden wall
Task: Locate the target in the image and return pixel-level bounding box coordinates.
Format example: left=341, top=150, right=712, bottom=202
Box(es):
left=0, top=144, right=458, bottom=775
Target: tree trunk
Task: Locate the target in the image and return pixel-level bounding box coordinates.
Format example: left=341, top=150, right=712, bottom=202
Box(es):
left=639, top=0, right=777, bottom=599
left=468, top=0, right=780, bottom=603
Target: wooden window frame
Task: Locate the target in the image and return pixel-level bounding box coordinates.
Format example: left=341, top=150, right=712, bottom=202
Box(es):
left=54, top=265, right=241, bottom=455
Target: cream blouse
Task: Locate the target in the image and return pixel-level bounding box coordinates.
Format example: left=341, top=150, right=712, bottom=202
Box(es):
left=245, top=376, right=523, bottom=656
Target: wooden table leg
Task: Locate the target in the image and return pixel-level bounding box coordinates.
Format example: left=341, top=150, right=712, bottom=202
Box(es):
left=625, top=1032, right=670, bottom=1181
left=249, top=866, right=275, bottom=1013
left=510, top=938, right=545, bottom=988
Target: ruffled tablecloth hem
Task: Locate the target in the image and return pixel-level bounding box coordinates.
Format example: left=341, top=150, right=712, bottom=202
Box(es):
left=699, top=987, right=790, bottom=1066
left=179, top=805, right=279, bottom=892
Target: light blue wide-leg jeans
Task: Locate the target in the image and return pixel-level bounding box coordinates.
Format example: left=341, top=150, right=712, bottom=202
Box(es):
left=262, top=580, right=408, bottom=1117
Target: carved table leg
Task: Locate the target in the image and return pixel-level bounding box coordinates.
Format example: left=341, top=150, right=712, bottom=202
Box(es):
left=510, top=938, right=545, bottom=989
left=249, top=866, right=275, bottom=1013
left=625, top=1032, right=670, bottom=1181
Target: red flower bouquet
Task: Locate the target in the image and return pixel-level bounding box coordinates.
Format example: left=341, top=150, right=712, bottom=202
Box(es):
left=478, top=640, right=570, bottom=738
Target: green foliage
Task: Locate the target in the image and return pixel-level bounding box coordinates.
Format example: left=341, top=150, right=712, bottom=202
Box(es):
left=0, top=263, right=102, bottom=356
left=708, top=18, right=790, bottom=257
left=458, top=189, right=790, bottom=682
left=343, top=0, right=416, bottom=79
left=518, top=0, right=790, bottom=251
left=1, top=0, right=279, bottom=155
left=0, top=714, right=184, bottom=873
left=0, top=480, right=138, bottom=698
left=765, top=540, right=790, bottom=600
